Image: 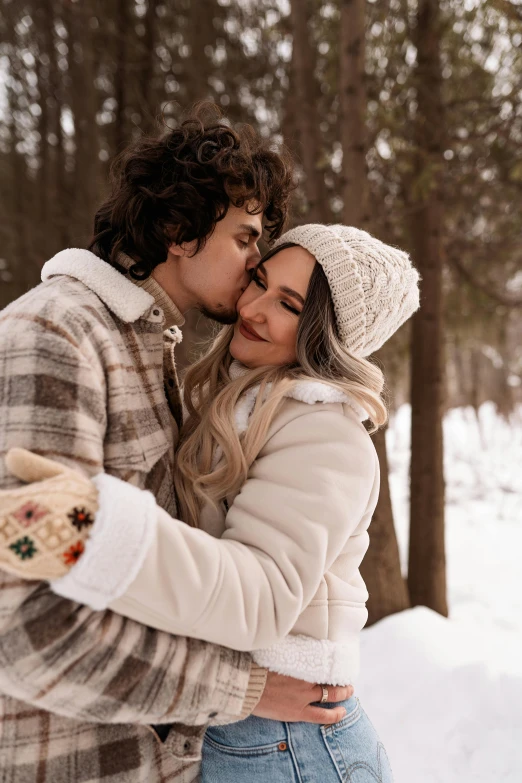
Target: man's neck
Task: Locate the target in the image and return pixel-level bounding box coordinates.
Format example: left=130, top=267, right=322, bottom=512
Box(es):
left=113, top=251, right=185, bottom=328
left=135, top=276, right=184, bottom=329
left=150, top=259, right=194, bottom=316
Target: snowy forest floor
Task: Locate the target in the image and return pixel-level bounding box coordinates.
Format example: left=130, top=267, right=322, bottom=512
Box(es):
left=358, top=403, right=522, bottom=783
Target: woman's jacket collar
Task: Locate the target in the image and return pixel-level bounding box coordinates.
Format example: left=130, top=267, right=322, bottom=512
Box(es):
left=229, top=360, right=369, bottom=433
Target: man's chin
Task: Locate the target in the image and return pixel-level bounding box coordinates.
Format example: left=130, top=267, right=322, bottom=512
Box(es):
left=199, top=305, right=238, bottom=325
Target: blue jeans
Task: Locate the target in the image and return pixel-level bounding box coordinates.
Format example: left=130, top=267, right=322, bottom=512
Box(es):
left=201, top=697, right=393, bottom=782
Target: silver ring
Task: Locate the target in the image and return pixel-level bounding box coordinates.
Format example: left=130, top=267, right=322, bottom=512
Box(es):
left=320, top=685, right=329, bottom=704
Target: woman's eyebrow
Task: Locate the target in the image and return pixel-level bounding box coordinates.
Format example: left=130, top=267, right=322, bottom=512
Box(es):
left=257, top=262, right=305, bottom=306
left=280, top=286, right=305, bottom=306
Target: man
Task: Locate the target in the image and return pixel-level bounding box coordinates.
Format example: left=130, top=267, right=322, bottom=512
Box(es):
left=0, top=105, right=351, bottom=782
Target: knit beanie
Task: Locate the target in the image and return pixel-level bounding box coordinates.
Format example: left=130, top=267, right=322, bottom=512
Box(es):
left=272, top=224, right=420, bottom=358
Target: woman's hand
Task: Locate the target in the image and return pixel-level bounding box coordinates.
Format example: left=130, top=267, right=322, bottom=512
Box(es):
left=0, top=449, right=98, bottom=580
left=253, top=671, right=353, bottom=724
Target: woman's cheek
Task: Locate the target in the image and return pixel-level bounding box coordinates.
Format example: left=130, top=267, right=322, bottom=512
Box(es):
left=281, top=323, right=299, bottom=361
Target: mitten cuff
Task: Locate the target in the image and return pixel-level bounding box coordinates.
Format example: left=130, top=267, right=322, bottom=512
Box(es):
left=51, top=474, right=157, bottom=610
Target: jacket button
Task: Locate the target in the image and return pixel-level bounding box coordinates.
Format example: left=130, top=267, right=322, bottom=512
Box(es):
left=152, top=308, right=160, bottom=316
left=278, top=742, right=287, bottom=751
left=183, top=741, right=191, bottom=752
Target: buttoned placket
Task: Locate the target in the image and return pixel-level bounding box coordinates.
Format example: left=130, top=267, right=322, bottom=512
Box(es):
left=147, top=305, right=165, bottom=324
left=141, top=304, right=183, bottom=431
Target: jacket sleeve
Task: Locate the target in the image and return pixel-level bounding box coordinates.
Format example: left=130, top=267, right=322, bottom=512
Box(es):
left=0, top=321, right=258, bottom=726
left=78, top=407, right=379, bottom=651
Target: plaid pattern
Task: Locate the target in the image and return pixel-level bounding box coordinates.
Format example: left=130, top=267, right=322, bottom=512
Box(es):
left=0, top=254, right=253, bottom=781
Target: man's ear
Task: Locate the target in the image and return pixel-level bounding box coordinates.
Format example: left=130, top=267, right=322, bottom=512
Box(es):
left=167, top=241, right=185, bottom=259
left=167, top=239, right=199, bottom=259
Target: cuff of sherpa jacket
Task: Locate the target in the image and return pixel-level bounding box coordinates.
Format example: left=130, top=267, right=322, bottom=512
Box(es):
left=51, top=473, right=157, bottom=610
left=239, top=663, right=267, bottom=720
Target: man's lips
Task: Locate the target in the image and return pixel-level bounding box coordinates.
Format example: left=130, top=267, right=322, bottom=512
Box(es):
left=239, top=320, right=267, bottom=342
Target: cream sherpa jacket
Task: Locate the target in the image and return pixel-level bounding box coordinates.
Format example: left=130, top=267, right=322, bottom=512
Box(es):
left=52, top=376, right=380, bottom=685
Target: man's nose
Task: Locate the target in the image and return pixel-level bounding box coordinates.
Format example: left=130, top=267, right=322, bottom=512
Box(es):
left=246, top=245, right=261, bottom=272
left=239, top=297, right=266, bottom=323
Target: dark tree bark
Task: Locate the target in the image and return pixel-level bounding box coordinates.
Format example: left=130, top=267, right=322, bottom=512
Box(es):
left=360, top=424, right=410, bottom=625
left=288, top=0, right=329, bottom=222
left=339, top=1, right=409, bottom=624
left=113, top=0, right=131, bottom=152
left=407, top=0, right=448, bottom=616
left=339, top=0, right=369, bottom=228
left=34, top=0, right=55, bottom=260
left=187, top=0, right=215, bottom=101
left=6, top=83, right=31, bottom=294
left=66, top=0, right=100, bottom=245
left=48, top=0, right=69, bottom=249
left=139, top=0, right=159, bottom=133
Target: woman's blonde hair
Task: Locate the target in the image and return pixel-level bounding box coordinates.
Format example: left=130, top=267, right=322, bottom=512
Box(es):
left=175, top=244, right=388, bottom=527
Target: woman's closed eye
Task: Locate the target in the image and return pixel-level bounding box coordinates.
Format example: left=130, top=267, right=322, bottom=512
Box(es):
left=281, top=301, right=301, bottom=315
left=252, top=273, right=267, bottom=290
left=252, top=273, right=301, bottom=315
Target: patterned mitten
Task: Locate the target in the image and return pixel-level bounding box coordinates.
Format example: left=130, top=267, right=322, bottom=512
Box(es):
left=0, top=449, right=99, bottom=580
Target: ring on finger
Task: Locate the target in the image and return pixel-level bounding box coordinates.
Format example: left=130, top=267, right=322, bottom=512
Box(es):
left=320, top=685, right=329, bottom=704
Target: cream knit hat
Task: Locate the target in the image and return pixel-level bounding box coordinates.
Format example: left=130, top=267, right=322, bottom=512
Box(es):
left=272, top=224, right=420, bottom=357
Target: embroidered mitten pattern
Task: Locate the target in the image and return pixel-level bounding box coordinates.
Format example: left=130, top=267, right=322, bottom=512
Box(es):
left=0, top=449, right=99, bottom=581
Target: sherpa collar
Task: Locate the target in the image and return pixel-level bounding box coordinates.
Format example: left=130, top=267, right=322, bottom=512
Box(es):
left=41, top=248, right=155, bottom=323
left=229, top=361, right=369, bottom=431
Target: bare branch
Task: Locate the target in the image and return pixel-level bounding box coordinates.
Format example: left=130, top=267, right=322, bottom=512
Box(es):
left=447, top=252, right=522, bottom=308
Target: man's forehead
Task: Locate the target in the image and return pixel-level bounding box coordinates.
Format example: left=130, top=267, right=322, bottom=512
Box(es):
left=226, top=204, right=263, bottom=233
left=237, top=220, right=262, bottom=238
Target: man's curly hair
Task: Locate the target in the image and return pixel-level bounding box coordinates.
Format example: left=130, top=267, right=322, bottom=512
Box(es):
left=89, top=103, right=295, bottom=279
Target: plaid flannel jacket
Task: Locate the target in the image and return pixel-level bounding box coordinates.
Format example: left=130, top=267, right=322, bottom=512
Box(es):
left=0, top=249, right=260, bottom=783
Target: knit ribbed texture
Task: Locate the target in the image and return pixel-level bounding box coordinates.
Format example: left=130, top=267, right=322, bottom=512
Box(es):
left=239, top=663, right=267, bottom=719
left=116, top=251, right=185, bottom=329
left=273, top=225, right=420, bottom=357
left=135, top=276, right=185, bottom=330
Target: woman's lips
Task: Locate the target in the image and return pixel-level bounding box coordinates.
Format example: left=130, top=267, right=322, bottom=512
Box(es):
left=239, top=321, right=266, bottom=342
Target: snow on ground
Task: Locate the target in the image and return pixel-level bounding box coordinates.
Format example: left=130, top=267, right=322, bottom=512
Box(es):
left=357, top=403, right=522, bottom=783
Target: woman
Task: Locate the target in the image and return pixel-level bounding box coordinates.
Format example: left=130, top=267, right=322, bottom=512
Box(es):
left=0, top=224, right=419, bottom=782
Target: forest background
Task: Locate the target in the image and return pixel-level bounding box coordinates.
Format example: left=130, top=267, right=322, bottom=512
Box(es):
left=0, top=0, right=521, bottom=625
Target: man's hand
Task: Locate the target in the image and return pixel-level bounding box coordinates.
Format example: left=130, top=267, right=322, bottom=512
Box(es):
left=253, top=672, right=353, bottom=725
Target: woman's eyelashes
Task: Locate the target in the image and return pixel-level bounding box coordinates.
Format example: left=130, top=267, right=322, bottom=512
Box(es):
left=252, top=273, right=267, bottom=290
left=282, top=301, right=301, bottom=315
left=251, top=274, right=301, bottom=315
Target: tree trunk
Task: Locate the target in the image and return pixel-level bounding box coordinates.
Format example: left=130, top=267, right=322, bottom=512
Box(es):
left=360, top=425, right=410, bottom=625
left=47, top=0, right=69, bottom=250
left=288, top=0, right=329, bottom=222
left=6, top=83, right=31, bottom=295
left=34, top=0, right=54, bottom=261
left=407, top=0, right=448, bottom=616
left=339, top=0, right=369, bottom=227
left=67, top=0, right=100, bottom=245
left=339, top=2, right=409, bottom=623
left=139, top=0, right=159, bottom=133
left=187, top=0, right=215, bottom=101
left=113, top=0, right=130, bottom=153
